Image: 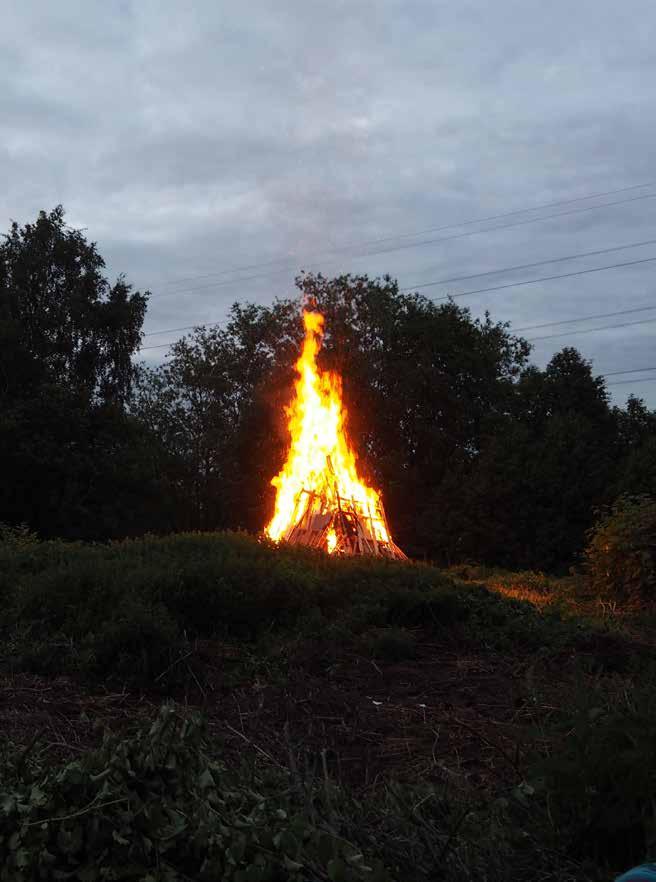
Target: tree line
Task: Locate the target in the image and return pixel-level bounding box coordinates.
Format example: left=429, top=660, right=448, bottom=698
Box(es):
left=2, top=206, right=654, bottom=571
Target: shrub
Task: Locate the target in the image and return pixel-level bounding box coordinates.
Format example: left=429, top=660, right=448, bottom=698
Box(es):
left=531, top=670, right=656, bottom=869
left=82, top=599, right=183, bottom=684
left=0, top=705, right=387, bottom=882
left=584, top=496, right=656, bottom=605
left=0, top=705, right=593, bottom=882
left=0, top=522, right=39, bottom=549
left=0, top=530, right=601, bottom=684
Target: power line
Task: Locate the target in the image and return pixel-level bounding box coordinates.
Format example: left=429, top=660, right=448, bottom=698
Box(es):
left=153, top=179, right=656, bottom=291
left=607, top=375, right=656, bottom=387
left=149, top=190, right=656, bottom=301
left=138, top=334, right=656, bottom=387
left=139, top=303, right=656, bottom=355
left=430, top=254, right=656, bottom=302
left=144, top=316, right=229, bottom=338
left=147, top=303, right=656, bottom=341
left=139, top=287, right=656, bottom=355
left=141, top=299, right=656, bottom=351
left=139, top=240, right=656, bottom=346
left=138, top=325, right=656, bottom=395
left=514, top=303, right=656, bottom=332
left=526, top=315, right=656, bottom=342
left=603, top=366, right=656, bottom=377
left=339, top=182, right=656, bottom=250
left=143, top=298, right=656, bottom=349
left=402, top=237, right=656, bottom=293
left=140, top=340, right=191, bottom=352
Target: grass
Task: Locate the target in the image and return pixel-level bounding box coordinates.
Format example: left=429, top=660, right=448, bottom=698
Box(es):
left=449, top=562, right=656, bottom=651
left=1, top=530, right=656, bottom=879
left=0, top=530, right=623, bottom=685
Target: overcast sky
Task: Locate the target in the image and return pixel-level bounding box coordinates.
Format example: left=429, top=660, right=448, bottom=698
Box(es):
left=2, top=0, right=656, bottom=404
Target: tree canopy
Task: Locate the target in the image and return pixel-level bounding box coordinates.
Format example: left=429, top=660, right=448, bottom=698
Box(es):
left=3, top=207, right=656, bottom=571
left=0, top=207, right=157, bottom=539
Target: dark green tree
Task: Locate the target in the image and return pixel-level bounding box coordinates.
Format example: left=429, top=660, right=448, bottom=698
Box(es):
left=4, top=208, right=652, bottom=568
left=0, top=207, right=157, bottom=538
left=0, top=206, right=146, bottom=404
left=137, top=274, right=530, bottom=553
left=613, top=396, right=656, bottom=500
left=447, top=348, right=619, bottom=570
left=131, top=300, right=302, bottom=532
left=296, top=274, right=530, bottom=558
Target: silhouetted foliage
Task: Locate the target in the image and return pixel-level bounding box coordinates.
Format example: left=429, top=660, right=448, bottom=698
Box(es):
left=584, top=495, right=656, bottom=604
left=133, top=273, right=534, bottom=558
left=135, top=270, right=656, bottom=570
left=3, top=209, right=656, bottom=570
left=446, top=349, right=618, bottom=570
left=0, top=207, right=164, bottom=539
left=0, top=530, right=591, bottom=686
left=0, top=206, right=146, bottom=405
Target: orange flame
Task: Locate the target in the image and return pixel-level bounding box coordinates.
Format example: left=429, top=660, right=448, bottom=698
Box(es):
left=265, top=310, right=390, bottom=549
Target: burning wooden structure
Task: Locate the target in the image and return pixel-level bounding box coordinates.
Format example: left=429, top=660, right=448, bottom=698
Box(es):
left=265, top=310, right=406, bottom=560
left=277, top=458, right=406, bottom=560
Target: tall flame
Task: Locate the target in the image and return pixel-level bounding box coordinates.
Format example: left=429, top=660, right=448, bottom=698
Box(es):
left=265, top=310, right=390, bottom=548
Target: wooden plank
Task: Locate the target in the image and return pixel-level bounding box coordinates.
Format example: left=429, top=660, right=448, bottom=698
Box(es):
left=282, top=485, right=407, bottom=560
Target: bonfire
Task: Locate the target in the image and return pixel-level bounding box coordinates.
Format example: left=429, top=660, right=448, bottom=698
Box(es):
left=265, top=310, right=406, bottom=560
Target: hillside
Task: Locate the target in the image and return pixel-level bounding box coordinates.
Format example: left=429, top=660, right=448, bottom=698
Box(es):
left=1, top=531, right=655, bottom=880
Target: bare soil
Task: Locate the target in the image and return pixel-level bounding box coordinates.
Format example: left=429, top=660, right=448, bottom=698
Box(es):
left=2, top=627, right=633, bottom=789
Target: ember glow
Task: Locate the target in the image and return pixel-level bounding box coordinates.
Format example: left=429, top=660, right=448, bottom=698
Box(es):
left=265, top=310, right=406, bottom=560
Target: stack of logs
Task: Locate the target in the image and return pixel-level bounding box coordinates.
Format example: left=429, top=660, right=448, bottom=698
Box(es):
left=282, top=487, right=407, bottom=560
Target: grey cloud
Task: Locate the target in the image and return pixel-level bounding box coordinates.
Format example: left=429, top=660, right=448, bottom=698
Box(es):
left=2, top=0, right=656, bottom=404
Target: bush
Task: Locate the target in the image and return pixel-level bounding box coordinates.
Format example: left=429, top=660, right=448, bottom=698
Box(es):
left=0, top=705, right=387, bottom=882
left=584, top=496, right=656, bottom=605
left=0, top=532, right=471, bottom=681
left=82, top=598, right=183, bottom=684
left=0, top=705, right=593, bottom=882
left=0, top=530, right=600, bottom=685
left=531, top=669, right=656, bottom=868
left=0, top=522, right=39, bottom=549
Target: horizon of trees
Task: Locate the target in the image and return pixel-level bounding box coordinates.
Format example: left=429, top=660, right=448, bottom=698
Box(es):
left=2, top=206, right=655, bottom=572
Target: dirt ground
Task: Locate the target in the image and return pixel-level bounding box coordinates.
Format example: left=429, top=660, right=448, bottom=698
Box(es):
left=0, top=631, right=592, bottom=790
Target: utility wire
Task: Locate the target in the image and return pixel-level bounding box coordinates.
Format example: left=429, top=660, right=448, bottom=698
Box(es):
left=154, top=180, right=656, bottom=290
left=138, top=330, right=656, bottom=395
left=142, top=299, right=656, bottom=348
left=514, top=303, right=656, bottom=332
left=526, top=315, right=656, bottom=342
left=603, top=366, right=656, bottom=377
left=140, top=240, right=656, bottom=344
left=430, top=254, right=656, bottom=302
left=140, top=340, right=194, bottom=352
left=139, top=308, right=656, bottom=355
left=402, top=237, right=656, bottom=292
left=144, top=316, right=229, bottom=338
left=138, top=331, right=656, bottom=390
left=607, top=375, right=656, bottom=387
left=148, top=191, right=656, bottom=301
